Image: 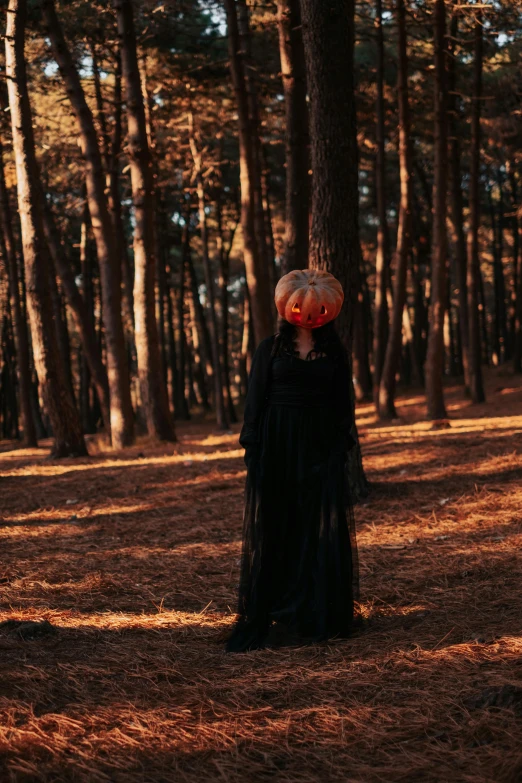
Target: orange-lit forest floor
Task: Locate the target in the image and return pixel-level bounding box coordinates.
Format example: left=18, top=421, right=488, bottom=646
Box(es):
left=1, top=368, right=522, bottom=782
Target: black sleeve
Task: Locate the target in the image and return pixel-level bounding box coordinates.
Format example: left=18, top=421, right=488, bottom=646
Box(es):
left=332, top=356, right=357, bottom=454
left=239, top=336, right=275, bottom=449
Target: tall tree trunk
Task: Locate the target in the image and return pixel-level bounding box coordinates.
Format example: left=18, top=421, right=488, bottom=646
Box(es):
left=510, top=168, right=522, bottom=372
left=48, top=264, right=75, bottom=403
left=378, top=0, right=413, bottom=418
left=0, top=136, right=36, bottom=445
left=514, top=201, right=522, bottom=372
left=352, top=260, right=373, bottom=401
left=184, top=331, right=199, bottom=409
left=300, top=0, right=368, bottom=499
left=147, top=163, right=168, bottom=391
left=155, top=201, right=168, bottom=388
left=372, top=0, right=390, bottom=400
left=42, top=199, right=111, bottom=434
left=43, top=0, right=134, bottom=447
left=109, top=47, right=134, bottom=333
left=277, top=0, right=310, bottom=273
left=425, top=0, right=448, bottom=420
left=114, top=0, right=175, bottom=441
left=352, top=300, right=373, bottom=403
left=165, top=277, right=178, bottom=417
left=224, top=0, right=273, bottom=343
left=216, top=190, right=238, bottom=423
left=178, top=236, right=196, bottom=418
left=189, top=117, right=229, bottom=430
left=444, top=272, right=459, bottom=376
left=411, top=197, right=429, bottom=381
left=186, top=248, right=213, bottom=386
left=139, top=54, right=167, bottom=384
left=466, top=15, right=486, bottom=402
left=236, top=0, right=271, bottom=275
left=0, top=312, right=20, bottom=440
left=185, top=264, right=210, bottom=412
left=239, top=287, right=253, bottom=395
left=166, top=255, right=189, bottom=420
left=488, top=185, right=501, bottom=363
left=447, top=8, right=470, bottom=393
left=495, top=175, right=509, bottom=360
left=91, top=42, right=111, bottom=168
left=6, top=0, right=87, bottom=457
left=507, top=165, right=518, bottom=359
left=260, top=150, right=278, bottom=299
left=79, top=199, right=95, bottom=433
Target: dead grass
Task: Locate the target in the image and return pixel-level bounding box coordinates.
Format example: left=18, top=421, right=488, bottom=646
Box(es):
left=1, top=368, right=522, bottom=782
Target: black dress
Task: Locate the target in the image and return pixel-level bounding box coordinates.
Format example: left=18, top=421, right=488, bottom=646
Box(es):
left=226, top=334, right=359, bottom=652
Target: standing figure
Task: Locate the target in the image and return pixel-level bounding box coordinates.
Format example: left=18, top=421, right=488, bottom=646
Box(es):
left=226, top=269, right=359, bottom=653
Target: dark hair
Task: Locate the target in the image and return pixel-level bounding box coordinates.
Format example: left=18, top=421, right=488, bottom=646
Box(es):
left=271, top=318, right=347, bottom=362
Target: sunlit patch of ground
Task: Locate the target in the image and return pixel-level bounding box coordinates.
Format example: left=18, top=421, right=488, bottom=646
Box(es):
left=1, top=368, right=522, bottom=782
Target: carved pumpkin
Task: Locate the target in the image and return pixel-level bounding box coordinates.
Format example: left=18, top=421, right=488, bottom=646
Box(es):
left=274, top=269, right=344, bottom=329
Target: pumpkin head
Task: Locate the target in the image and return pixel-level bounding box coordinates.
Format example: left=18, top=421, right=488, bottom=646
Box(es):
left=274, top=269, right=344, bottom=329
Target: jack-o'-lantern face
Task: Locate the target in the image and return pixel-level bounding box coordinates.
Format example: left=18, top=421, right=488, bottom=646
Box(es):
left=274, top=269, right=344, bottom=329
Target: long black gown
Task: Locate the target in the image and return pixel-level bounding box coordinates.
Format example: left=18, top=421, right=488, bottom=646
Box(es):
left=226, top=334, right=359, bottom=652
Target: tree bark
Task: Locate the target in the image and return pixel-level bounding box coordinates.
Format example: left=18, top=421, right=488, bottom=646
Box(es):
left=236, top=0, right=271, bottom=276
left=0, top=135, right=36, bottom=445
left=42, top=198, right=111, bottom=434
left=447, top=8, right=470, bottom=393
left=514, top=202, right=522, bottom=372
left=6, top=0, right=87, bottom=457
left=179, top=236, right=196, bottom=417
left=378, top=0, right=413, bottom=419
left=411, top=199, right=429, bottom=380
left=186, top=242, right=214, bottom=384
left=139, top=54, right=168, bottom=384
left=260, top=149, right=278, bottom=302
left=0, top=313, right=20, bottom=440
left=91, top=42, right=111, bottom=169
left=300, top=0, right=368, bottom=499
left=224, top=0, right=273, bottom=343
left=114, top=0, right=175, bottom=441
left=510, top=168, right=522, bottom=372
left=79, top=198, right=96, bottom=433
left=372, top=0, right=390, bottom=400
left=507, top=165, right=518, bottom=359
left=239, top=288, right=251, bottom=397
left=109, top=46, right=135, bottom=334
left=216, top=189, right=238, bottom=423
left=48, top=260, right=75, bottom=404
left=185, top=259, right=210, bottom=412
left=352, top=260, right=373, bottom=401
left=488, top=182, right=508, bottom=365
left=494, top=175, right=508, bottom=362
left=43, top=0, right=134, bottom=448
left=166, top=253, right=190, bottom=420
left=277, top=0, right=310, bottom=274
left=466, top=15, right=486, bottom=402
left=184, top=330, right=199, bottom=409
left=425, top=0, right=449, bottom=421
left=189, top=116, right=229, bottom=430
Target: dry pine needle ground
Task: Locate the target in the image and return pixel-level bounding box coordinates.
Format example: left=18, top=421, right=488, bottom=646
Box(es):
left=1, top=368, right=522, bottom=782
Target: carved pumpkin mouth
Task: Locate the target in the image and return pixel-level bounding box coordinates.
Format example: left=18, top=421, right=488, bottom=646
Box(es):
left=291, top=304, right=328, bottom=317
left=290, top=302, right=328, bottom=324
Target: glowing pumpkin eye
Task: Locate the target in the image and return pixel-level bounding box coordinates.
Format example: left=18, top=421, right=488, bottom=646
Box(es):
left=320, top=305, right=327, bottom=315
left=292, top=303, right=301, bottom=313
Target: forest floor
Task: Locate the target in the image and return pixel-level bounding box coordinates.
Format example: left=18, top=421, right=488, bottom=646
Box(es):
left=1, top=368, right=522, bottom=783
